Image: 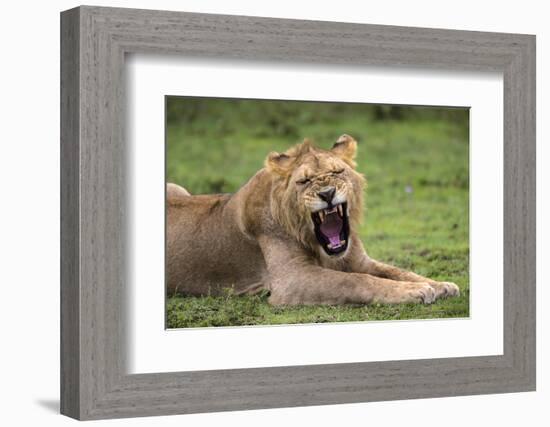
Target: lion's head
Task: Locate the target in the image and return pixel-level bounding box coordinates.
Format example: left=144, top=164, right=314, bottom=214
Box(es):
left=265, top=134, right=366, bottom=257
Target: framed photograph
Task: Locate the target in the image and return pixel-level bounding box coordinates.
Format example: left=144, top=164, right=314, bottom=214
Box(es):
left=60, top=5, right=535, bottom=420
left=164, top=97, right=469, bottom=329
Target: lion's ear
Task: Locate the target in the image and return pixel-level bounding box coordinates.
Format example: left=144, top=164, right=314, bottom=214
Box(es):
left=265, top=152, right=293, bottom=176
left=331, top=134, right=357, bottom=167
left=301, top=138, right=313, bottom=150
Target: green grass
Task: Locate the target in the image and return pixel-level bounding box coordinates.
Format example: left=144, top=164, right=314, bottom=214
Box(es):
left=166, top=99, right=469, bottom=328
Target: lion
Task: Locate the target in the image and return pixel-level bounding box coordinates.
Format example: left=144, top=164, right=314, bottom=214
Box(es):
left=167, top=134, right=460, bottom=305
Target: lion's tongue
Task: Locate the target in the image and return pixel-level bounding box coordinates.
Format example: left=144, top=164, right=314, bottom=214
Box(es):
left=320, top=212, right=343, bottom=246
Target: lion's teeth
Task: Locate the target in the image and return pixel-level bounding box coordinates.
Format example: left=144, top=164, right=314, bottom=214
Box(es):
left=337, top=204, right=343, bottom=216
left=328, top=240, right=347, bottom=250
left=319, top=211, right=325, bottom=221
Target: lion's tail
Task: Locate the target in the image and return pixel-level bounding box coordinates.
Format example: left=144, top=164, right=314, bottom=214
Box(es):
left=167, top=183, right=191, bottom=199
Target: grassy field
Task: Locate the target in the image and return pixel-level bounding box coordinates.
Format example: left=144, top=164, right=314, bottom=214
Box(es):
left=166, top=98, right=469, bottom=328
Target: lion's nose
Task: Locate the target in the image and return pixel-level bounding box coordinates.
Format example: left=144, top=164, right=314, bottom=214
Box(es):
left=318, top=187, right=336, bottom=204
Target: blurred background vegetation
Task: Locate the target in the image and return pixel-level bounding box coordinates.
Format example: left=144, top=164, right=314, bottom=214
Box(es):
left=166, top=97, right=469, bottom=328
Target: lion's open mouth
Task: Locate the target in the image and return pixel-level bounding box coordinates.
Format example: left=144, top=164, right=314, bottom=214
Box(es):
left=311, top=202, right=350, bottom=256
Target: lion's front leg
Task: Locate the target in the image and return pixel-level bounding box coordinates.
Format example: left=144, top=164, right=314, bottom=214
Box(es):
left=347, top=237, right=460, bottom=299
left=267, top=269, right=440, bottom=306
left=259, top=236, right=446, bottom=306
left=362, top=259, right=460, bottom=299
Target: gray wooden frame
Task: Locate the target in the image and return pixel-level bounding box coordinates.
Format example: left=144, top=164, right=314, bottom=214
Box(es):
left=60, top=5, right=536, bottom=420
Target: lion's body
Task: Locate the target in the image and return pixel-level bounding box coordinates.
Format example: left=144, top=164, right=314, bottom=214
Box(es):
left=167, top=136, right=460, bottom=305
left=167, top=174, right=268, bottom=296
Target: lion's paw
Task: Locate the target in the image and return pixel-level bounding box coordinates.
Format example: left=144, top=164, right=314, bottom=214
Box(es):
left=429, top=281, right=460, bottom=299
left=389, top=282, right=437, bottom=304
left=413, top=283, right=437, bottom=304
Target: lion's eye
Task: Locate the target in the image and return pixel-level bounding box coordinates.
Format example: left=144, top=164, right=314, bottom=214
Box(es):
left=333, top=169, right=345, bottom=175
left=296, top=178, right=311, bottom=185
